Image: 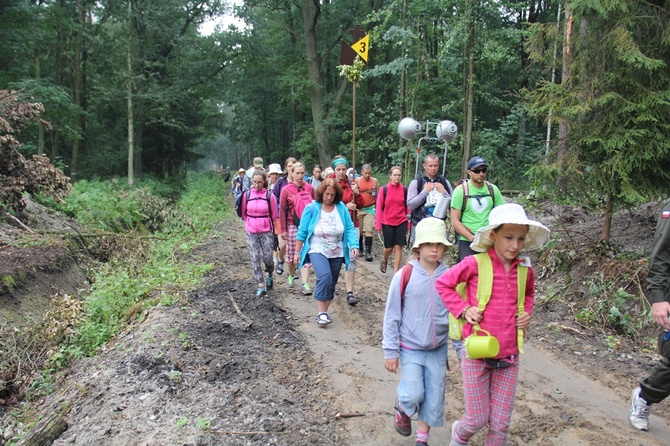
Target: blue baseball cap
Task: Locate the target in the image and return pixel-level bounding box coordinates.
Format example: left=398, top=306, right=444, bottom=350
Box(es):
left=467, top=156, right=488, bottom=170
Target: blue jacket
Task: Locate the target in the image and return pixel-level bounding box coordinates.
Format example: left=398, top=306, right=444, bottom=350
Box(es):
left=295, top=201, right=359, bottom=268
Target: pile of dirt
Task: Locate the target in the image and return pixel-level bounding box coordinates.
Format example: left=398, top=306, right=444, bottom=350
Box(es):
left=1, top=197, right=669, bottom=445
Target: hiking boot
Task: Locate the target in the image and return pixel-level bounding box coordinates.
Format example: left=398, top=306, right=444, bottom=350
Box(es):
left=287, top=275, right=295, bottom=288
left=365, top=250, right=373, bottom=262
left=266, top=275, right=273, bottom=290
left=629, top=387, right=650, bottom=431
left=276, top=261, right=284, bottom=275
left=394, top=404, right=411, bottom=437
left=301, top=283, right=312, bottom=295
left=450, top=421, right=467, bottom=446
left=347, top=292, right=358, bottom=305
left=317, top=312, right=330, bottom=326
left=256, top=287, right=267, bottom=298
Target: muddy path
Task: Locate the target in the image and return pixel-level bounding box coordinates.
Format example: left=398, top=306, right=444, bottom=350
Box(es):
left=8, top=205, right=670, bottom=445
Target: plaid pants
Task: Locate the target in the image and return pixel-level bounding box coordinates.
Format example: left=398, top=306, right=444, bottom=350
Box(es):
left=452, top=357, right=520, bottom=446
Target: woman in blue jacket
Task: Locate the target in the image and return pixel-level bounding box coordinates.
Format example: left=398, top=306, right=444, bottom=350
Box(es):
left=294, top=178, right=360, bottom=326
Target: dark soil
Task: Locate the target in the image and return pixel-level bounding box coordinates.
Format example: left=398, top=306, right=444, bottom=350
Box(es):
left=1, top=196, right=669, bottom=445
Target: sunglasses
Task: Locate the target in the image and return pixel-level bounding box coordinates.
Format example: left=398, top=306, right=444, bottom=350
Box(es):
left=471, top=167, right=487, bottom=174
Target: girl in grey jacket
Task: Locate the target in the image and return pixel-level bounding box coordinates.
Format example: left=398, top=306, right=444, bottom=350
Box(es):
left=382, top=217, right=452, bottom=445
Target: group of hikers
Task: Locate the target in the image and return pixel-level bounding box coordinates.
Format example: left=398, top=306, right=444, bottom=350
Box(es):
left=228, top=153, right=670, bottom=445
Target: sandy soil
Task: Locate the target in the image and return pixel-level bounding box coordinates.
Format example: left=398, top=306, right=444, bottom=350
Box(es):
left=1, top=197, right=670, bottom=445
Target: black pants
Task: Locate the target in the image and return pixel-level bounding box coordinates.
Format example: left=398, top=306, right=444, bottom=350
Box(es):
left=640, top=330, right=670, bottom=404
left=457, top=239, right=477, bottom=261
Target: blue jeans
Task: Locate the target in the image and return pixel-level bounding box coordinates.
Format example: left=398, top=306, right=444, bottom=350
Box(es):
left=309, top=252, right=344, bottom=301
left=397, top=343, right=448, bottom=427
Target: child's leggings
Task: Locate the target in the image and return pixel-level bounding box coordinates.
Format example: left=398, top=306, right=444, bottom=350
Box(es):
left=452, top=357, right=520, bottom=446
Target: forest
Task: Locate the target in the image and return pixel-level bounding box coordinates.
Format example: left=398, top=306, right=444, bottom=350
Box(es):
left=1, top=0, right=670, bottom=239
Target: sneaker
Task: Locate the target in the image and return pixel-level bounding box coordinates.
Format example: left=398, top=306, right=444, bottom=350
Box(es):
left=629, top=387, right=650, bottom=431
left=301, top=283, right=312, bottom=295
left=266, top=275, right=274, bottom=290
left=365, top=251, right=373, bottom=262
left=394, top=404, right=411, bottom=437
left=276, top=261, right=284, bottom=275
left=287, top=275, right=295, bottom=288
left=415, top=442, right=428, bottom=446
left=347, top=292, right=359, bottom=305
left=450, top=421, right=467, bottom=446
left=317, top=312, right=329, bottom=326
left=293, top=271, right=299, bottom=280
left=256, top=287, right=267, bottom=298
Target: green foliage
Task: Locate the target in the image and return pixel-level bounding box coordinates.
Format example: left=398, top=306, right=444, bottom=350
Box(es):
left=72, top=172, right=226, bottom=355
left=524, top=0, right=670, bottom=211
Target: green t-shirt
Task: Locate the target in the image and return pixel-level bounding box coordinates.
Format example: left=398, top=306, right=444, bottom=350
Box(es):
left=450, top=181, right=505, bottom=240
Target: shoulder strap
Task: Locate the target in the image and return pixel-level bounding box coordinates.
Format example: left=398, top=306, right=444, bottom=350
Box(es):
left=399, top=264, right=413, bottom=308
left=461, top=180, right=470, bottom=213
left=473, top=253, right=494, bottom=310
left=516, top=262, right=529, bottom=353
left=382, top=185, right=388, bottom=210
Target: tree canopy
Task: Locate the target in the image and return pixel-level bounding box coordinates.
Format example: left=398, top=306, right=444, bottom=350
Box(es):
left=1, top=0, right=669, bottom=239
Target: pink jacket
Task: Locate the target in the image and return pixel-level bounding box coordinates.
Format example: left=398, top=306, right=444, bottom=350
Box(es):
left=241, top=188, right=278, bottom=234
left=435, top=248, right=535, bottom=359
left=375, top=182, right=408, bottom=230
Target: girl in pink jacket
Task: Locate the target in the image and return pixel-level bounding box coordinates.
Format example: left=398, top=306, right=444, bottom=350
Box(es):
left=436, top=203, right=549, bottom=446
left=241, top=170, right=279, bottom=297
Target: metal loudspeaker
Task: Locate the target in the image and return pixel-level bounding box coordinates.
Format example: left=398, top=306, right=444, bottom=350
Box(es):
left=436, top=120, right=458, bottom=142
left=398, top=117, right=421, bottom=140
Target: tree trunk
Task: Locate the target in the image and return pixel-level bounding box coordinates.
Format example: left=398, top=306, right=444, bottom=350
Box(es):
left=462, top=1, right=476, bottom=178
left=15, top=413, right=67, bottom=446
left=602, top=191, right=613, bottom=242
left=557, top=2, right=573, bottom=165
left=70, top=0, right=84, bottom=183
left=126, top=0, right=134, bottom=187
left=32, top=1, right=44, bottom=156
left=302, top=0, right=330, bottom=168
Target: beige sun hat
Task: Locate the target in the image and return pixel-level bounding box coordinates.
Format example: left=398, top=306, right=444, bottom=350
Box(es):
left=470, top=203, right=550, bottom=252
left=412, top=217, right=453, bottom=249
left=253, top=157, right=264, bottom=169
left=268, top=163, right=282, bottom=175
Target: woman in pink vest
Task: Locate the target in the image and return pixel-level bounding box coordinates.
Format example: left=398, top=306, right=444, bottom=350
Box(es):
left=240, top=170, right=279, bottom=297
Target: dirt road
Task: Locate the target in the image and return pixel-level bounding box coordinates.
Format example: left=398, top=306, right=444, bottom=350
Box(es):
left=14, top=212, right=670, bottom=445
left=285, top=258, right=670, bottom=445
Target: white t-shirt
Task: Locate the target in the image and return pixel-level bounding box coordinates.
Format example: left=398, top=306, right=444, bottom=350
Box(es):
left=309, top=207, right=344, bottom=258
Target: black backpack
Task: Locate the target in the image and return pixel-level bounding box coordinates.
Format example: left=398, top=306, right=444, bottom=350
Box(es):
left=409, top=175, right=453, bottom=224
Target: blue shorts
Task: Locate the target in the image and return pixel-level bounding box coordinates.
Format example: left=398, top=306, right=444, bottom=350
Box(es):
left=397, top=343, right=448, bottom=427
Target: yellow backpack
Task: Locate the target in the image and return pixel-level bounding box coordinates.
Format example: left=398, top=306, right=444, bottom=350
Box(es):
left=448, top=253, right=529, bottom=353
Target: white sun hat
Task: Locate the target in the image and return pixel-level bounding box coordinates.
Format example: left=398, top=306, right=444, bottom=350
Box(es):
left=267, top=163, right=282, bottom=175
left=412, top=217, right=453, bottom=249
left=470, top=203, right=550, bottom=252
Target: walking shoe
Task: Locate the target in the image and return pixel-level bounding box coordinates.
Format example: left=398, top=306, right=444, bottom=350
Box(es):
left=266, top=275, right=274, bottom=290
left=276, top=261, right=284, bottom=275
left=293, top=271, right=299, bottom=280
left=450, top=421, right=467, bottom=446
left=317, top=312, right=330, bottom=326
left=287, top=275, right=295, bottom=288
left=415, top=442, right=428, bottom=446
left=301, top=283, right=312, bottom=295
left=394, top=404, right=411, bottom=437
left=365, top=251, right=373, bottom=262
left=347, top=292, right=359, bottom=305
left=629, top=387, right=650, bottom=431
left=256, top=287, right=267, bottom=298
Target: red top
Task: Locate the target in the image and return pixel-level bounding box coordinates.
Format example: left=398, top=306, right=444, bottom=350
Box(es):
left=279, top=182, right=314, bottom=232
left=375, top=182, right=409, bottom=230
left=356, top=176, right=378, bottom=208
